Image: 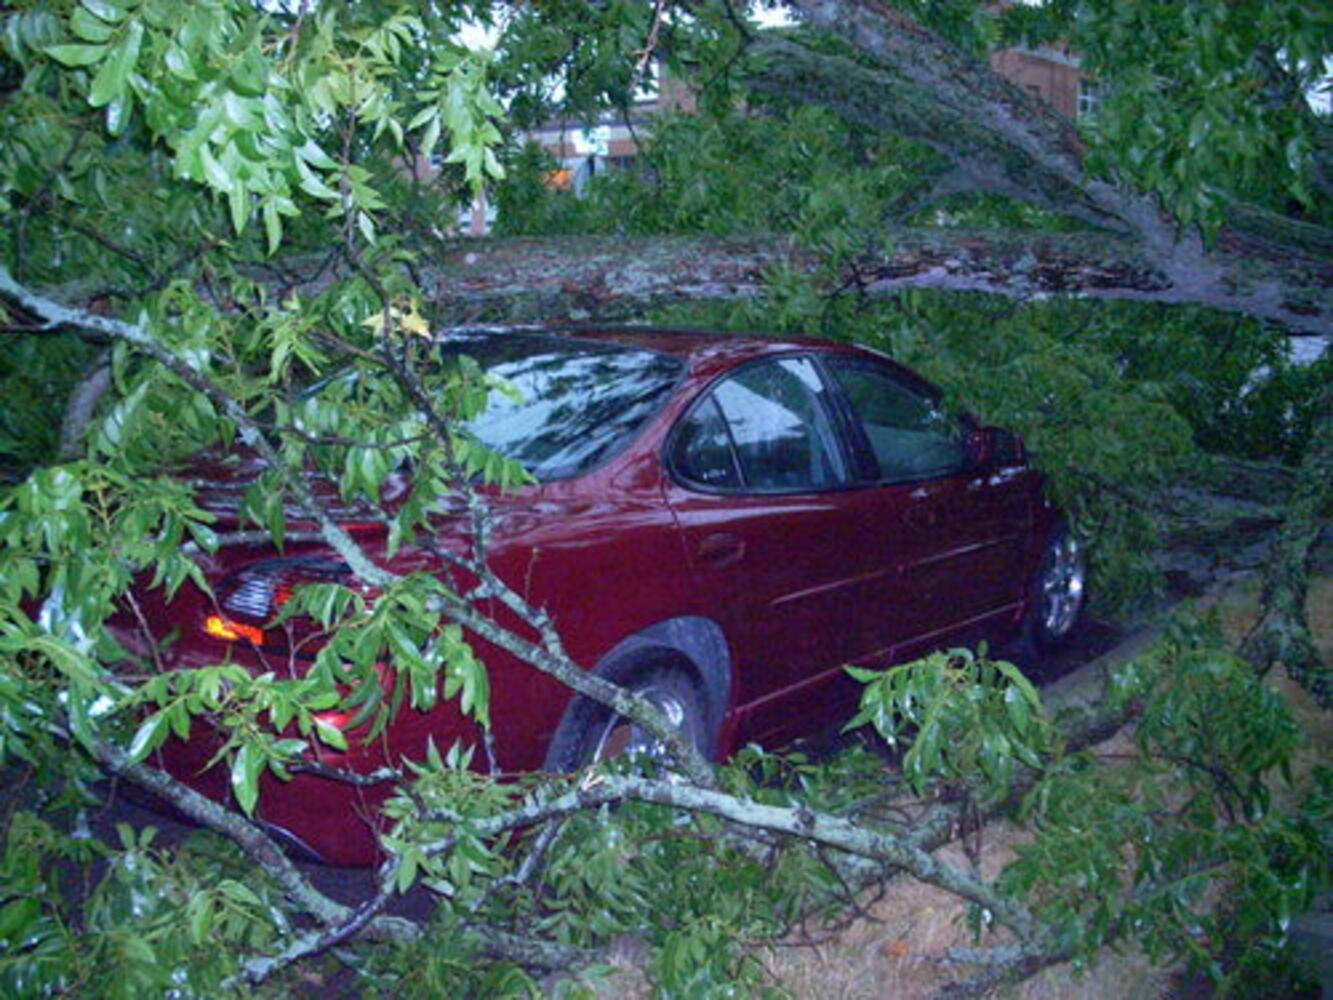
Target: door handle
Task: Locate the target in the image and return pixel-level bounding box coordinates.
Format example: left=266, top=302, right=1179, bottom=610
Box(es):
left=904, top=502, right=938, bottom=530
left=696, top=532, right=745, bottom=568
left=905, top=485, right=940, bottom=530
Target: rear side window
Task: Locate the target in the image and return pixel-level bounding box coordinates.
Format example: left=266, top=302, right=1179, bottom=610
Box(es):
left=672, top=396, right=743, bottom=490
left=671, top=357, right=847, bottom=493
left=826, top=359, right=967, bottom=482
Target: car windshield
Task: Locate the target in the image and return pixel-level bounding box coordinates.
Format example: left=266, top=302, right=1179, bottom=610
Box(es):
left=310, top=332, right=684, bottom=482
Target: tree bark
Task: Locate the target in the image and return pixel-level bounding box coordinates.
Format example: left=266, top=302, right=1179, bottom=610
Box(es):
left=745, top=36, right=1118, bottom=229
left=56, top=349, right=111, bottom=461
left=334, top=232, right=1332, bottom=337
left=763, top=0, right=1332, bottom=338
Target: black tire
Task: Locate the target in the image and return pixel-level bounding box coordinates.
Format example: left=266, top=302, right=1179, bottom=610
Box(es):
left=544, top=660, right=713, bottom=772
left=1025, top=524, right=1087, bottom=651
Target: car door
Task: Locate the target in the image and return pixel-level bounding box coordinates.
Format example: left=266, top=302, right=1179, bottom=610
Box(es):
left=819, top=355, right=1032, bottom=658
left=661, top=355, right=891, bottom=745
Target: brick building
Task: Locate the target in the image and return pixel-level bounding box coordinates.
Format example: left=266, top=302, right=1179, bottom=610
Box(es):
left=989, top=44, right=1101, bottom=120
left=521, top=61, right=696, bottom=196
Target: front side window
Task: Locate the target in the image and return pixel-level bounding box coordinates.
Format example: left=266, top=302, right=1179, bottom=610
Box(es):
left=672, top=357, right=846, bottom=493
left=826, top=359, right=967, bottom=482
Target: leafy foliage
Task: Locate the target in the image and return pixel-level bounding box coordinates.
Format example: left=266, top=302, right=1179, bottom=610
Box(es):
left=1001, top=0, right=1333, bottom=227
left=0, top=0, right=1327, bottom=996
left=496, top=103, right=939, bottom=242
left=0, top=813, right=294, bottom=999
left=3, top=623, right=1324, bottom=997
left=1003, top=617, right=1328, bottom=991
left=846, top=647, right=1054, bottom=798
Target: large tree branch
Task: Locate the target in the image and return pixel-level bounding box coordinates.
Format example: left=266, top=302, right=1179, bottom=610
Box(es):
left=746, top=36, right=1120, bottom=230
left=784, top=0, right=1086, bottom=191
left=56, top=349, right=111, bottom=461
left=392, top=233, right=1329, bottom=337
left=87, top=727, right=591, bottom=977
left=410, top=771, right=1043, bottom=946
left=758, top=0, right=1331, bottom=338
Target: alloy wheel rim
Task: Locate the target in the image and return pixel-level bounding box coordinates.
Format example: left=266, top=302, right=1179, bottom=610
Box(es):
left=592, top=688, right=688, bottom=764
left=1041, top=534, right=1085, bottom=638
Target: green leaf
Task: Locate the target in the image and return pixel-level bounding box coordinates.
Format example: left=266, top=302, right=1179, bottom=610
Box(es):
left=356, top=210, right=375, bottom=245
left=1003, top=683, right=1031, bottom=733
left=844, top=665, right=881, bottom=683
left=220, top=879, right=262, bottom=907
left=295, top=139, right=338, bottom=170
left=104, top=93, right=130, bottom=135
left=71, top=7, right=115, bottom=42
left=126, top=711, right=168, bottom=764
left=420, top=115, right=441, bottom=159
left=88, top=19, right=141, bottom=108
left=995, top=659, right=1042, bottom=710
left=228, top=178, right=249, bottom=235
left=198, top=143, right=231, bottom=192
left=293, top=156, right=338, bottom=201
left=186, top=893, right=213, bottom=945
left=81, top=0, right=126, bottom=23
left=120, top=932, right=156, bottom=967
left=230, top=742, right=263, bottom=815
left=230, top=46, right=268, bottom=97
left=313, top=716, right=348, bottom=751
left=45, top=42, right=106, bottom=66
left=263, top=197, right=282, bottom=255
left=163, top=42, right=195, bottom=79
left=395, top=846, right=419, bottom=893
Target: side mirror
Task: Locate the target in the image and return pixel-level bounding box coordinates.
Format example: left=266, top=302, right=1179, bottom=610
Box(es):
left=969, top=426, right=1026, bottom=468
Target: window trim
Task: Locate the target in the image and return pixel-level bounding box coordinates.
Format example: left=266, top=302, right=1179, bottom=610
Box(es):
left=1077, top=77, right=1104, bottom=120
left=664, top=353, right=857, bottom=497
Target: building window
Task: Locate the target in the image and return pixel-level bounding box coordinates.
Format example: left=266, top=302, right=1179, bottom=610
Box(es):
left=1077, top=78, right=1104, bottom=120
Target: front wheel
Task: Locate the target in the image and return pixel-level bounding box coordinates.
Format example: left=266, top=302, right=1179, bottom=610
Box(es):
left=1026, top=525, right=1086, bottom=650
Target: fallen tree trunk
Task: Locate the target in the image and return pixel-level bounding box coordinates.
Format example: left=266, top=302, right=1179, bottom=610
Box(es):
left=240, top=231, right=1332, bottom=337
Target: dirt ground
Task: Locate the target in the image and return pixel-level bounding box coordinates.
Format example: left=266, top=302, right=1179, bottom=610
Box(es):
left=755, top=572, right=1333, bottom=1000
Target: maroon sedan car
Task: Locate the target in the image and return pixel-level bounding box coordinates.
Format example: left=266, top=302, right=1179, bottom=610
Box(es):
left=114, top=327, right=1085, bottom=864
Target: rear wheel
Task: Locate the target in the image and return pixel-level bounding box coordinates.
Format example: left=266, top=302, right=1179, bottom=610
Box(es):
left=1026, top=525, right=1086, bottom=650
left=587, top=669, right=704, bottom=764
left=546, top=662, right=713, bottom=772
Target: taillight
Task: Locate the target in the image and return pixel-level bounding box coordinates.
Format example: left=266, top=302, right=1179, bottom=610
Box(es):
left=203, top=614, right=265, bottom=645
left=206, top=558, right=376, bottom=652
